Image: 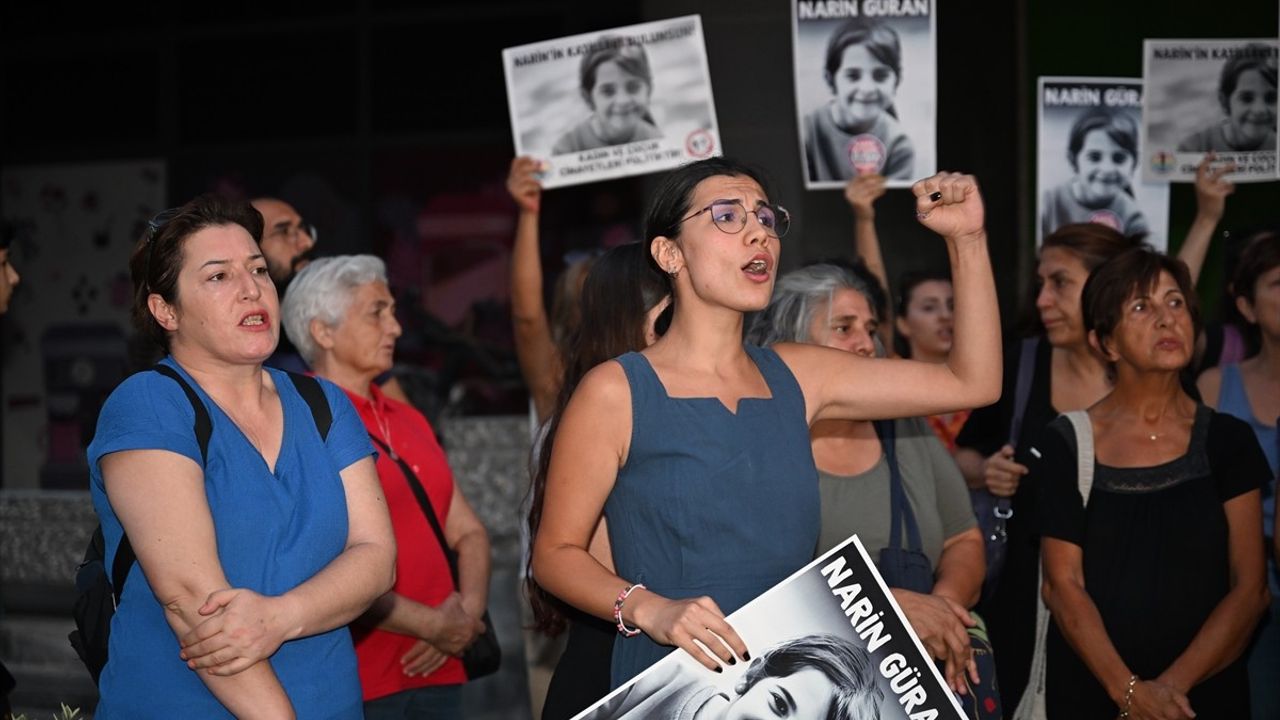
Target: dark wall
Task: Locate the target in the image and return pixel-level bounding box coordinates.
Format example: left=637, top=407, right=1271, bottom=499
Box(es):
left=2, top=0, right=1277, bottom=357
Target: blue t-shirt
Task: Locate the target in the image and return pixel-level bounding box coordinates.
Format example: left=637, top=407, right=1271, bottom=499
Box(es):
left=87, top=358, right=374, bottom=718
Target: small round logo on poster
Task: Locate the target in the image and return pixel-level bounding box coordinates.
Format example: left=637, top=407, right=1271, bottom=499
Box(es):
left=1087, top=210, right=1122, bottom=231
left=847, top=134, right=886, bottom=175
left=1150, top=150, right=1176, bottom=175
left=685, top=129, right=715, bottom=158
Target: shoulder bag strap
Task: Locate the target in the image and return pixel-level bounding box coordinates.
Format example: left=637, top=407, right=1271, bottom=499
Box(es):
left=110, top=365, right=213, bottom=605
left=368, top=433, right=460, bottom=587
left=1064, top=411, right=1095, bottom=503
left=1007, top=338, right=1041, bottom=449
left=1015, top=411, right=1093, bottom=720
left=994, top=338, right=1041, bottom=535
left=876, top=420, right=923, bottom=552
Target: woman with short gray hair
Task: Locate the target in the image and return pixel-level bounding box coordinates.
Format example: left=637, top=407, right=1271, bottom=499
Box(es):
left=748, top=261, right=989, bottom=711
left=747, top=262, right=885, bottom=351
left=284, top=255, right=492, bottom=719
left=280, top=254, right=388, bottom=368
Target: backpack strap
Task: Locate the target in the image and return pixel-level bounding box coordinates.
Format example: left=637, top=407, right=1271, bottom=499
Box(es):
left=108, top=365, right=214, bottom=606
left=151, top=364, right=213, bottom=464
left=108, top=367, right=332, bottom=606
left=285, top=372, right=332, bottom=442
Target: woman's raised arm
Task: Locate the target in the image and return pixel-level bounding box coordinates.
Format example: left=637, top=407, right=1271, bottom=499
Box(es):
left=844, top=174, right=895, bottom=352
left=1176, top=154, right=1235, bottom=287
left=780, top=173, right=1001, bottom=422
left=508, top=156, right=561, bottom=423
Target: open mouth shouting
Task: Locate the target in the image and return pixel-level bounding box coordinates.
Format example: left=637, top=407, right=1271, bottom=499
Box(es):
left=742, top=254, right=772, bottom=282
left=240, top=310, right=270, bottom=329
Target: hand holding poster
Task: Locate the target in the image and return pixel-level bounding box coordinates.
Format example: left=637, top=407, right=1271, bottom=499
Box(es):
left=792, top=0, right=937, bottom=189
left=571, top=535, right=966, bottom=720
left=1142, top=39, right=1279, bottom=183
left=1037, top=77, right=1171, bottom=249
left=502, top=16, right=721, bottom=189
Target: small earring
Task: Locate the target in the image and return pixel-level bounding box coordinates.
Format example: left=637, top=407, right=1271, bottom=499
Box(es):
left=667, top=267, right=679, bottom=279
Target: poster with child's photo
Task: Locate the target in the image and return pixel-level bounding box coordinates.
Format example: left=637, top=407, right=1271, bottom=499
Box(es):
left=1037, top=77, right=1171, bottom=250
left=571, top=535, right=966, bottom=720
left=1142, top=39, right=1278, bottom=183
left=792, top=0, right=937, bottom=190
left=502, top=16, right=721, bottom=189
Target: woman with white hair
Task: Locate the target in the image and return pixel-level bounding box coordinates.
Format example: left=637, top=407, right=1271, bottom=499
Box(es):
left=282, top=255, right=492, bottom=720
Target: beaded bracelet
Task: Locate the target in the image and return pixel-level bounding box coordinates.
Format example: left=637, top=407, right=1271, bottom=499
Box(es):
left=614, top=583, right=646, bottom=638
left=1118, top=674, right=1138, bottom=719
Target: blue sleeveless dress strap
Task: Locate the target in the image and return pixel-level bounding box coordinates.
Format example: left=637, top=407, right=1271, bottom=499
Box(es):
left=604, top=344, right=819, bottom=686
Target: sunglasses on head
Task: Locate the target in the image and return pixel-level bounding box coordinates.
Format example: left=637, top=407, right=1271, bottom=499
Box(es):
left=142, top=206, right=182, bottom=293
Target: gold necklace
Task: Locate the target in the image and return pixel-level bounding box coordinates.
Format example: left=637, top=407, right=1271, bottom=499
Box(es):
left=370, top=402, right=398, bottom=460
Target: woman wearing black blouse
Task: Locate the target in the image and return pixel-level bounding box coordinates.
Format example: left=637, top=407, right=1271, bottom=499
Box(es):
left=1037, top=248, right=1270, bottom=719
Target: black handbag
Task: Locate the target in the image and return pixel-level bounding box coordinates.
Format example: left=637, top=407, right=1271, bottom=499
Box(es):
left=369, top=434, right=502, bottom=680
left=877, top=420, right=1004, bottom=720
left=875, top=420, right=934, bottom=595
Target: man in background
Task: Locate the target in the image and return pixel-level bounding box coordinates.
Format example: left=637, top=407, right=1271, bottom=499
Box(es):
left=251, top=197, right=316, bottom=372
left=252, top=197, right=317, bottom=285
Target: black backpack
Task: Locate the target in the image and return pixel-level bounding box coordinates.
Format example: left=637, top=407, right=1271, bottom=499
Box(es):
left=69, top=365, right=333, bottom=684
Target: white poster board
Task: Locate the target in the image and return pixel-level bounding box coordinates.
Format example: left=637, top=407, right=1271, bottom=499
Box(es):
left=1141, top=39, right=1278, bottom=183
left=793, top=0, right=937, bottom=189
left=502, top=16, right=722, bottom=189
left=1037, top=76, right=1171, bottom=250
left=572, top=535, right=965, bottom=720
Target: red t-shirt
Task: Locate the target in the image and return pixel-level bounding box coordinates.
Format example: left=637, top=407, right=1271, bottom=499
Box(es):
left=343, top=383, right=467, bottom=700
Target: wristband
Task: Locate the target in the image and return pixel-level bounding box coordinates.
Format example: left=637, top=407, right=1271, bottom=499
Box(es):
left=614, top=583, right=645, bottom=638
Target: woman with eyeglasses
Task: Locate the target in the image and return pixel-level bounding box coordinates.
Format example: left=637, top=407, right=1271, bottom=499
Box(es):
left=532, top=157, right=1001, bottom=687
left=528, top=242, right=672, bottom=720
left=86, top=195, right=395, bottom=717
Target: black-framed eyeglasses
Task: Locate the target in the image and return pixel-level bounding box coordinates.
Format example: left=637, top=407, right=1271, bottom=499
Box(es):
left=680, top=199, right=790, bottom=239
left=143, top=206, right=181, bottom=292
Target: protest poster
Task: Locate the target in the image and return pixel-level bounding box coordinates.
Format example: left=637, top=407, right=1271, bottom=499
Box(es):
left=1037, top=77, right=1171, bottom=250
left=572, top=535, right=965, bottom=720
left=502, top=16, right=721, bottom=189
left=792, top=0, right=937, bottom=190
left=1142, top=39, right=1278, bottom=183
